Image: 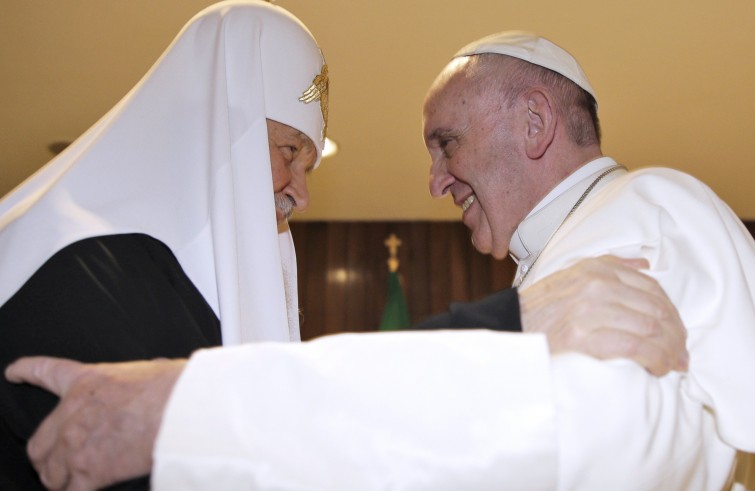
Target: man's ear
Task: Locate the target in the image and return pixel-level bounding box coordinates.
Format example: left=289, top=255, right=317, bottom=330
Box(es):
left=525, top=90, right=555, bottom=159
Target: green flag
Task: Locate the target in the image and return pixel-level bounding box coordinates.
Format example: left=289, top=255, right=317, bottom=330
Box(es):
left=378, top=270, right=411, bottom=331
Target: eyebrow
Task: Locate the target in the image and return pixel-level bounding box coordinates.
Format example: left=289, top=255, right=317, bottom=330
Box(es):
left=290, top=129, right=316, bottom=149
left=425, top=128, right=455, bottom=144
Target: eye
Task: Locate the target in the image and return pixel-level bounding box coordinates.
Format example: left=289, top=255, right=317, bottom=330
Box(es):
left=439, top=138, right=458, bottom=158
left=279, top=145, right=297, bottom=161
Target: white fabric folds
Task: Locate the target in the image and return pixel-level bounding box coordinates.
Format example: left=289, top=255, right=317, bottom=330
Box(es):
left=0, top=0, right=328, bottom=344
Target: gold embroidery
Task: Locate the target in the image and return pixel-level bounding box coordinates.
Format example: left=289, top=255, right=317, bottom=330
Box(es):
left=298, top=63, right=329, bottom=141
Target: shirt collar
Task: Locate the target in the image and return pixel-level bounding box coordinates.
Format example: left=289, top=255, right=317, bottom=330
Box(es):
left=509, top=157, right=620, bottom=265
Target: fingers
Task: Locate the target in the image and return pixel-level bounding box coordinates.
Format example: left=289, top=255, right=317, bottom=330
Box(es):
left=574, top=256, right=686, bottom=340
left=566, top=291, right=688, bottom=374
left=579, top=328, right=671, bottom=376
left=38, top=449, right=70, bottom=490
left=67, top=473, right=97, bottom=491
left=522, top=255, right=689, bottom=375
left=5, top=357, right=84, bottom=396
left=16, top=358, right=185, bottom=490
left=5, top=357, right=95, bottom=490
left=582, top=256, right=661, bottom=301
left=589, top=268, right=689, bottom=372
left=33, top=401, right=100, bottom=491
left=27, top=387, right=86, bottom=490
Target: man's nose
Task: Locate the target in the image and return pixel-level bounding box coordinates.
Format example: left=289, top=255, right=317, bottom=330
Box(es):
left=429, top=161, right=454, bottom=198
left=290, top=174, right=309, bottom=212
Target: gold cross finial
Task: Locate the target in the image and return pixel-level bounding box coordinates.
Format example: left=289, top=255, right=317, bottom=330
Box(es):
left=384, top=234, right=402, bottom=272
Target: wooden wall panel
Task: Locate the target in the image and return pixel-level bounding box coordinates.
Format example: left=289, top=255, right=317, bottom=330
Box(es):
left=290, top=221, right=516, bottom=341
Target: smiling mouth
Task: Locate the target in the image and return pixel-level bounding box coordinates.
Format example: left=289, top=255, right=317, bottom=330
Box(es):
left=461, top=194, right=476, bottom=212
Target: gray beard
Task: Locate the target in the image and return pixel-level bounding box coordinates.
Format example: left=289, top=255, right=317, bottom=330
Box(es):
left=275, top=193, right=295, bottom=220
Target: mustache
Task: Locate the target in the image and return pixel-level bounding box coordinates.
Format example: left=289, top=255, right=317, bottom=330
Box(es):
left=275, top=193, right=296, bottom=220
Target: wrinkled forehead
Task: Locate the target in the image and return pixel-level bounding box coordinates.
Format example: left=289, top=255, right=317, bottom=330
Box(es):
left=423, top=57, right=484, bottom=116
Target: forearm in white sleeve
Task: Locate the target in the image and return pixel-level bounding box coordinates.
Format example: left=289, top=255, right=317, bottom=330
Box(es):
left=153, top=330, right=558, bottom=490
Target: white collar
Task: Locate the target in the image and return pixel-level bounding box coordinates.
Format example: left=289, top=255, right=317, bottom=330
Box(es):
left=509, top=157, right=624, bottom=275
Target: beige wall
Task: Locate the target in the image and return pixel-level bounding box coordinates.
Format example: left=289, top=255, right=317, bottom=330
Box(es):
left=2, top=0, right=754, bottom=219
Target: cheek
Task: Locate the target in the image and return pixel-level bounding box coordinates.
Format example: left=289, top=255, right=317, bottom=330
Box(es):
left=269, top=154, right=289, bottom=191
left=450, top=142, right=490, bottom=182
left=473, top=179, right=516, bottom=253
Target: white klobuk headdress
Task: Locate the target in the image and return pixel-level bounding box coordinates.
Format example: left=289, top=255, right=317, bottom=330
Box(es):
left=0, top=0, right=329, bottom=344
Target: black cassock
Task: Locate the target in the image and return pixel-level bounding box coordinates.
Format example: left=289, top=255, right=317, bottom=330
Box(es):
left=413, top=288, right=522, bottom=332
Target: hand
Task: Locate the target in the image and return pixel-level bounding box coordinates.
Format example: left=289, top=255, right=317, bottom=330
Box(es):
left=519, top=256, right=688, bottom=376
left=5, top=357, right=186, bottom=491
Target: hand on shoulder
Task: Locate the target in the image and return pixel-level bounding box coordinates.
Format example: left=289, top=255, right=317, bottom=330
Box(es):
left=519, top=255, right=688, bottom=376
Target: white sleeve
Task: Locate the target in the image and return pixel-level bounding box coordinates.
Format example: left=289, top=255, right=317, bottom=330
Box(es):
left=153, top=329, right=730, bottom=491
left=153, top=330, right=559, bottom=490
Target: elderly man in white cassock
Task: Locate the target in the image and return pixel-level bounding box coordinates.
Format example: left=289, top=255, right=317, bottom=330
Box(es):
left=422, top=32, right=755, bottom=489
left=2, top=2, right=699, bottom=491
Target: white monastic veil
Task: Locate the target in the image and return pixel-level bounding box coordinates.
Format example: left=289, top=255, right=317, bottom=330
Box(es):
left=0, top=1, right=327, bottom=345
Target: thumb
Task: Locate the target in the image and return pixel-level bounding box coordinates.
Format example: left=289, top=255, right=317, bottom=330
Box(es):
left=5, top=356, right=83, bottom=396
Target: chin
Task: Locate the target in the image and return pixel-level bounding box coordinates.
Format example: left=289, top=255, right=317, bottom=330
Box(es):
left=470, top=235, right=492, bottom=256
left=489, top=236, right=513, bottom=260
left=489, top=249, right=509, bottom=260
left=471, top=235, right=509, bottom=260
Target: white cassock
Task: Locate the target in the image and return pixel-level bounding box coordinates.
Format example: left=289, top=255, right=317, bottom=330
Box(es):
left=154, top=156, right=755, bottom=490
left=521, top=158, right=755, bottom=490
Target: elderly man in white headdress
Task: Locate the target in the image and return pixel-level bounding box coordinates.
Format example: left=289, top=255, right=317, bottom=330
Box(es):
left=0, top=1, right=326, bottom=488
left=3, top=4, right=698, bottom=491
